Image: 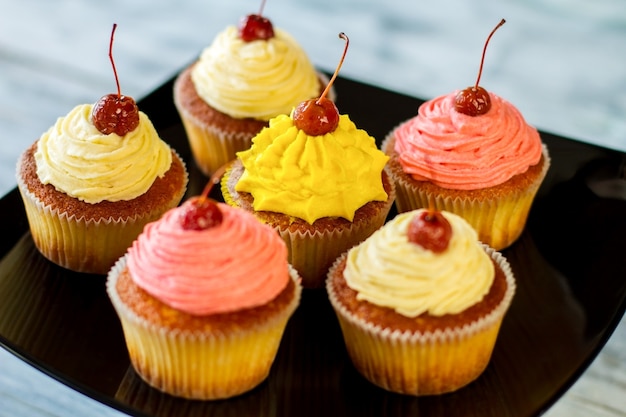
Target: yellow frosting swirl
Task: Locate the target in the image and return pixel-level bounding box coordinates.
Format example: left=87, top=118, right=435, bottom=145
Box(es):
left=235, top=113, right=389, bottom=224
left=344, top=210, right=495, bottom=317
left=35, top=104, right=172, bottom=204
left=191, top=26, right=320, bottom=121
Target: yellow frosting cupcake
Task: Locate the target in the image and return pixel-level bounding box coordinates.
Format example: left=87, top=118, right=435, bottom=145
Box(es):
left=222, top=111, right=395, bottom=288
left=326, top=209, right=516, bottom=395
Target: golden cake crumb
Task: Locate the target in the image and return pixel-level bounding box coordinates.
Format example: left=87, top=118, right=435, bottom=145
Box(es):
left=115, top=267, right=297, bottom=333
left=18, top=142, right=187, bottom=221
left=328, top=255, right=508, bottom=333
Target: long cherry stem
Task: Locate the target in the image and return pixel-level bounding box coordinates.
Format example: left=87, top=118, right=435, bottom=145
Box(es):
left=201, top=164, right=227, bottom=199
left=258, top=0, right=267, bottom=16
left=474, top=19, right=505, bottom=89
left=108, top=23, right=121, bottom=98
left=317, top=32, right=349, bottom=104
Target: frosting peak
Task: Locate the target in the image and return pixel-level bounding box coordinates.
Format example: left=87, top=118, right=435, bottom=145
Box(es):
left=127, top=202, right=290, bottom=316
left=191, top=26, right=320, bottom=121
left=344, top=210, right=495, bottom=317
left=235, top=113, right=389, bottom=224
left=34, top=104, right=172, bottom=203
left=394, top=91, right=542, bottom=190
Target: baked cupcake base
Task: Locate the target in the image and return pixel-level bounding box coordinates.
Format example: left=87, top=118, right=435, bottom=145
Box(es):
left=16, top=143, right=188, bottom=274
left=382, top=133, right=550, bottom=250
left=221, top=159, right=396, bottom=288
left=173, top=65, right=332, bottom=177
left=326, top=246, right=515, bottom=396
left=106, top=256, right=302, bottom=400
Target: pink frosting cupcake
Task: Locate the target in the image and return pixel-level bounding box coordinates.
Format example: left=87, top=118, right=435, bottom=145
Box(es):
left=382, top=21, right=550, bottom=250
left=106, top=197, right=302, bottom=400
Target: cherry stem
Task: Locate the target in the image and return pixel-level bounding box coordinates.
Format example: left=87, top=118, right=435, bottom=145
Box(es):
left=108, top=23, right=122, bottom=99
left=258, top=0, right=267, bottom=16
left=317, top=32, right=349, bottom=104
left=474, top=18, right=505, bottom=89
left=200, top=164, right=228, bottom=200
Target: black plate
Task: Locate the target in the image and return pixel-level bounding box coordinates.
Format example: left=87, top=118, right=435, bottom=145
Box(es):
left=1, top=74, right=625, bottom=417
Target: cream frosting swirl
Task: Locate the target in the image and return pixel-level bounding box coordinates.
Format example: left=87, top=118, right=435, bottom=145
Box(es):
left=344, top=210, right=494, bottom=317
left=394, top=91, right=542, bottom=190
left=191, top=25, right=320, bottom=121
left=235, top=113, right=389, bottom=224
left=127, top=201, right=290, bottom=316
left=35, top=104, right=172, bottom=203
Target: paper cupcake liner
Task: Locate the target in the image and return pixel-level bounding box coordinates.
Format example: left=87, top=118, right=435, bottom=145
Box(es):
left=106, top=256, right=302, bottom=400
left=274, top=200, right=392, bottom=289
left=178, top=110, right=255, bottom=177
left=221, top=162, right=396, bottom=288
left=15, top=152, right=188, bottom=274
left=382, top=133, right=551, bottom=250
left=326, top=246, right=516, bottom=396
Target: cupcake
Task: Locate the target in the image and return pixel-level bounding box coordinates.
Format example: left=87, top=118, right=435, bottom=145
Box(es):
left=221, top=33, right=395, bottom=288
left=382, top=20, right=550, bottom=250
left=15, top=25, right=188, bottom=274
left=106, top=186, right=302, bottom=400
left=326, top=208, right=516, bottom=395
left=173, top=6, right=330, bottom=176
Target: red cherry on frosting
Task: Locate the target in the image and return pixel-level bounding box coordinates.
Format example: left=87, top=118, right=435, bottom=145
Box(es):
left=238, top=0, right=274, bottom=42
left=92, top=94, right=139, bottom=136
left=91, top=23, right=140, bottom=136
left=292, top=32, right=349, bottom=136
left=292, top=98, right=340, bottom=137
left=179, top=197, right=223, bottom=230
left=178, top=165, right=227, bottom=231
left=454, top=19, right=506, bottom=117
left=407, top=210, right=453, bottom=253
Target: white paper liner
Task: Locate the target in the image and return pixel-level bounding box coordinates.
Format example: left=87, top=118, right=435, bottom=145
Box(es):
left=326, top=245, right=516, bottom=395
left=106, top=256, right=302, bottom=400
left=15, top=150, right=188, bottom=274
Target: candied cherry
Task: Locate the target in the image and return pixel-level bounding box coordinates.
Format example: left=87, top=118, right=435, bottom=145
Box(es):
left=292, top=32, right=349, bottom=136
left=407, top=210, right=453, bottom=253
left=91, top=23, right=140, bottom=136
left=454, top=19, right=506, bottom=117
left=238, top=0, right=274, bottom=42
left=179, top=165, right=227, bottom=231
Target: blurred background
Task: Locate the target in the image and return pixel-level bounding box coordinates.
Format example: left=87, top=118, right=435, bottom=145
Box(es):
left=0, top=0, right=625, bottom=416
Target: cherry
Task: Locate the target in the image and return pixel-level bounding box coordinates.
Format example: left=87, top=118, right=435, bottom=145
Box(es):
left=407, top=210, right=452, bottom=253
left=292, top=32, right=349, bottom=136
left=179, top=165, right=227, bottom=230
left=454, top=19, right=506, bottom=117
left=238, top=0, right=274, bottom=42
left=92, top=23, right=140, bottom=136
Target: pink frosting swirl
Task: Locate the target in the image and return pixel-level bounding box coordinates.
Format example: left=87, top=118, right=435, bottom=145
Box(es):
left=127, top=201, right=289, bottom=316
left=394, top=91, right=542, bottom=190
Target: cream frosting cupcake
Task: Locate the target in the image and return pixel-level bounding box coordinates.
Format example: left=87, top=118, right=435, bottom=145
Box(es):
left=222, top=111, right=395, bottom=288
left=174, top=23, right=329, bottom=176
left=16, top=103, right=188, bottom=274
left=107, top=199, right=302, bottom=400
left=327, top=209, right=516, bottom=395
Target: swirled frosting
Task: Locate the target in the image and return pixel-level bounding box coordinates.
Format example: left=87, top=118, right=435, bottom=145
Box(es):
left=127, top=201, right=290, bottom=316
left=394, top=91, right=542, bottom=190
left=344, top=209, right=494, bottom=317
left=235, top=113, right=389, bottom=224
left=35, top=104, right=172, bottom=203
left=191, top=25, right=319, bottom=121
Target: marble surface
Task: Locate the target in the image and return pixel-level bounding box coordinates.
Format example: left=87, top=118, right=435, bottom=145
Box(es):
left=0, top=0, right=625, bottom=416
